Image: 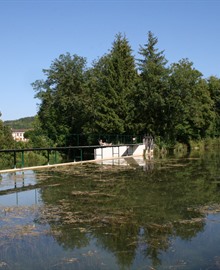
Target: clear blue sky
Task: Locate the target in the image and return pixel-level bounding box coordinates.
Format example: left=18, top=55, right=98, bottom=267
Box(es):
left=0, top=0, right=219, bottom=121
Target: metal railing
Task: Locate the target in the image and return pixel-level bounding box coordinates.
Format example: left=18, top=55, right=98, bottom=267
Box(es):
left=66, top=134, right=143, bottom=146
left=0, top=143, right=141, bottom=170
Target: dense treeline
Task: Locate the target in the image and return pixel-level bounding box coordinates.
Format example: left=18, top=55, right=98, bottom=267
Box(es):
left=31, top=31, right=220, bottom=148
left=1, top=31, right=220, bottom=150
left=4, top=116, right=35, bottom=129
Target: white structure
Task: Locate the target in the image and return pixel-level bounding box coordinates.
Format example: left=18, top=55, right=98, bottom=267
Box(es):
left=12, top=129, right=28, bottom=142
left=94, top=144, right=145, bottom=160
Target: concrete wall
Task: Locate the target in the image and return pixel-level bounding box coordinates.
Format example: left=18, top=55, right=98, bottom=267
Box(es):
left=94, top=144, right=145, bottom=160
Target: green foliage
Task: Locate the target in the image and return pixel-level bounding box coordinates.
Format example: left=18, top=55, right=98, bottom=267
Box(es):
left=4, top=116, right=35, bottom=129
left=24, top=116, right=54, bottom=148
left=29, top=31, right=220, bottom=148
left=0, top=119, right=14, bottom=149
left=207, top=76, right=220, bottom=136
left=169, top=59, right=215, bottom=144
left=135, top=31, right=170, bottom=137
left=0, top=118, right=15, bottom=169
left=86, top=33, right=138, bottom=135
left=32, top=53, right=89, bottom=146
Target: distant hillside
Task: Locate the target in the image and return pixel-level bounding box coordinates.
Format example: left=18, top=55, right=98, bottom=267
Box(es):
left=4, top=116, right=35, bottom=129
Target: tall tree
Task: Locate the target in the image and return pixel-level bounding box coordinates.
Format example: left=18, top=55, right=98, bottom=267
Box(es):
left=169, top=59, right=215, bottom=144
left=87, top=33, right=138, bottom=135
left=135, top=31, right=170, bottom=138
left=109, top=33, right=138, bottom=134
left=207, top=76, right=220, bottom=136
left=32, top=53, right=88, bottom=146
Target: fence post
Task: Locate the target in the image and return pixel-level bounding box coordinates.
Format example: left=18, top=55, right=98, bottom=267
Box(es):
left=54, top=150, right=57, bottom=164
left=80, top=149, right=83, bottom=161
left=13, top=151, right=16, bottom=169
left=47, top=150, right=50, bottom=165
left=21, top=151, right=24, bottom=168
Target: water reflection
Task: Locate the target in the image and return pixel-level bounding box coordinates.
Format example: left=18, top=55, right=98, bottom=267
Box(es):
left=0, top=170, right=37, bottom=191
left=1, top=151, right=220, bottom=269
left=95, top=156, right=154, bottom=171
left=0, top=189, right=40, bottom=206
left=0, top=170, right=41, bottom=207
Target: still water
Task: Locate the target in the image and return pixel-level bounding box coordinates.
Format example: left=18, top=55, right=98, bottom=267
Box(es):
left=1, top=150, right=220, bottom=270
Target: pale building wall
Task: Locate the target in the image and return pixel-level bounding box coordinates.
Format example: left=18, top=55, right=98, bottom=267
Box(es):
left=11, top=130, right=28, bottom=142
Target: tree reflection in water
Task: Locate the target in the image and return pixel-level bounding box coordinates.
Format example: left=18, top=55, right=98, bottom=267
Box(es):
left=1, top=149, right=220, bottom=269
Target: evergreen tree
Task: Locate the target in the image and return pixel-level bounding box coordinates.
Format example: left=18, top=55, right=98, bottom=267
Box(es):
left=87, top=33, right=137, bottom=135
left=109, top=33, right=138, bottom=134
left=136, top=31, right=170, bottom=138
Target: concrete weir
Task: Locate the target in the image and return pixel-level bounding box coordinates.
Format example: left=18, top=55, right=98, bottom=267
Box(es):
left=94, top=144, right=145, bottom=159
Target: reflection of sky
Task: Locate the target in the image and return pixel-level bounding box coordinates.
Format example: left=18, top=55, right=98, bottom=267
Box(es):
left=155, top=214, right=220, bottom=269
left=0, top=170, right=37, bottom=191
left=1, top=212, right=220, bottom=270
left=0, top=232, right=119, bottom=270
left=0, top=189, right=41, bottom=207
left=0, top=170, right=42, bottom=207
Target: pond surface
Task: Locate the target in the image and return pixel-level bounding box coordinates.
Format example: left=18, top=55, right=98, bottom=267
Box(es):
left=1, top=150, right=220, bottom=269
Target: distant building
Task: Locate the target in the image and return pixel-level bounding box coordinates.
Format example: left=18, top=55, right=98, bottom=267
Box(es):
left=11, top=129, right=29, bottom=142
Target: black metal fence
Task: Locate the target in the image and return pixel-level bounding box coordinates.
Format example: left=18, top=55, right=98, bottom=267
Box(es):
left=68, top=134, right=143, bottom=146
left=0, top=143, right=142, bottom=170
left=0, top=133, right=145, bottom=170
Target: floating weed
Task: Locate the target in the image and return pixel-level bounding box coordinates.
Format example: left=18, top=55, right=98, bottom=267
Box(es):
left=0, top=261, right=7, bottom=268
left=71, top=190, right=116, bottom=197
left=61, top=257, right=79, bottom=264
left=196, top=204, right=220, bottom=214
left=0, top=205, right=49, bottom=241
left=82, top=250, right=97, bottom=257
left=51, top=258, right=79, bottom=269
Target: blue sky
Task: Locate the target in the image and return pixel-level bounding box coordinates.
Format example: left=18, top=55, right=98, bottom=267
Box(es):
left=0, top=0, right=219, bottom=121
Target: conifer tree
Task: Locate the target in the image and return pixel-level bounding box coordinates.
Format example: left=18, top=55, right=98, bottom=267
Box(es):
left=135, top=31, right=170, bottom=138
left=88, top=33, right=137, bottom=135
